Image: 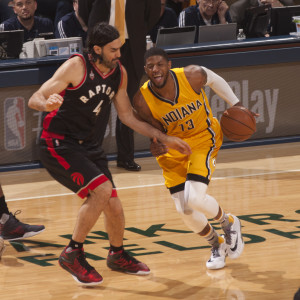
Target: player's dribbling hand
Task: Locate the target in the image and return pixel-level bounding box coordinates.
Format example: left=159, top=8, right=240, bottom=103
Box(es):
left=45, top=94, right=64, bottom=111
left=234, top=102, right=260, bottom=118
left=150, top=138, right=169, bottom=157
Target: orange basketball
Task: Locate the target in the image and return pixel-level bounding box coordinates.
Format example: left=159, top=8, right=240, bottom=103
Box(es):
left=220, top=106, right=256, bottom=142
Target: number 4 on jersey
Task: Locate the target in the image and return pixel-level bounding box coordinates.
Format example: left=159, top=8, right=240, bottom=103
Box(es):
left=93, top=100, right=104, bottom=116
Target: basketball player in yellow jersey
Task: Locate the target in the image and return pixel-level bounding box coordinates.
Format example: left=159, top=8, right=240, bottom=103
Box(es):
left=134, top=47, right=257, bottom=270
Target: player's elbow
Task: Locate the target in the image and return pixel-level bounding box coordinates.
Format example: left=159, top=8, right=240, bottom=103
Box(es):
left=28, top=96, right=35, bottom=110
left=28, top=91, right=43, bottom=111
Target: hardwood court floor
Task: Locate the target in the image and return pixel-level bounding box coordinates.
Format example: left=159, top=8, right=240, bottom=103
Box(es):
left=0, top=142, right=299, bottom=300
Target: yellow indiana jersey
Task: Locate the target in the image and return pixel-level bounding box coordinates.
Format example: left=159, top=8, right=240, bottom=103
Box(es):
left=140, top=67, right=214, bottom=139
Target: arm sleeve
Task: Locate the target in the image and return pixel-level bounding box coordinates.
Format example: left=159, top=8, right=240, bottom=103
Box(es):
left=202, top=66, right=239, bottom=106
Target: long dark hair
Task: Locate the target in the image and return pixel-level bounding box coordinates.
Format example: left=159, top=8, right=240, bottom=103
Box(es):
left=86, top=22, right=120, bottom=62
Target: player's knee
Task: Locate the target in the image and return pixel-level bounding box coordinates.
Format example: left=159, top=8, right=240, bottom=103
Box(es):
left=184, top=181, right=219, bottom=218
left=184, top=180, right=207, bottom=212
left=187, top=193, right=206, bottom=211
left=90, top=180, right=113, bottom=206
left=174, top=199, right=185, bottom=215
left=104, top=196, right=124, bottom=218
left=171, top=190, right=193, bottom=216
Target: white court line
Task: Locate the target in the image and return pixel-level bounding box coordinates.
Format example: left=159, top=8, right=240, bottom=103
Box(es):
left=6, top=168, right=300, bottom=202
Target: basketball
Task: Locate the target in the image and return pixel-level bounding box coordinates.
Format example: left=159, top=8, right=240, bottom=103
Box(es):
left=220, top=106, right=256, bottom=142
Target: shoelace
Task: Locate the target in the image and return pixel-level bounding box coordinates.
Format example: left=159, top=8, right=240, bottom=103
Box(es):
left=222, top=224, right=236, bottom=245
left=77, top=251, right=94, bottom=272
left=118, top=250, right=140, bottom=264
left=11, top=210, right=22, bottom=223
left=211, top=246, right=221, bottom=258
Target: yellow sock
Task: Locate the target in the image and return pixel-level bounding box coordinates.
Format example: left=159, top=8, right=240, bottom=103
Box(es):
left=228, top=215, right=234, bottom=224
left=218, top=235, right=225, bottom=244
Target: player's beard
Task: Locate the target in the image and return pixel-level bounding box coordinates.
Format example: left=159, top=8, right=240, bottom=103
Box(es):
left=150, top=71, right=169, bottom=89
left=98, top=53, right=119, bottom=69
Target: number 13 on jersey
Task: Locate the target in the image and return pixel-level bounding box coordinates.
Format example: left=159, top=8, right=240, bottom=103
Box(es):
left=179, top=119, right=195, bottom=131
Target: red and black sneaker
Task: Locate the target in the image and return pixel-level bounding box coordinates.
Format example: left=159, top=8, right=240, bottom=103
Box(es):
left=107, top=249, right=150, bottom=275
left=59, top=246, right=103, bottom=286
left=0, top=211, right=45, bottom=241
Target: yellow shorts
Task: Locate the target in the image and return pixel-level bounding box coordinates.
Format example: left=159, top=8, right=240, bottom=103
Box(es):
left=157, top=118, right=223, bottom=192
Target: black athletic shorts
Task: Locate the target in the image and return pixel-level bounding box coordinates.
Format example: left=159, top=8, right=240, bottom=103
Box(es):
left=39, top=136, right=117, bottom=199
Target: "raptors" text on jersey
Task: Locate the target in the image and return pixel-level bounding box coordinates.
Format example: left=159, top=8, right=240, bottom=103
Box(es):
left=79, top=84, right=115, bottom=103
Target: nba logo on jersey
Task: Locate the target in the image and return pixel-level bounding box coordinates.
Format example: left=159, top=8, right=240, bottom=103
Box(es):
left=89, top=70, right=95, bottom=80
left=4, top=97, right=26, bottom=150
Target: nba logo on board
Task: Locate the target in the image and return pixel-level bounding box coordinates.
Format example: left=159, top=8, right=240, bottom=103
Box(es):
left=4, top=97, right=26, bottom=150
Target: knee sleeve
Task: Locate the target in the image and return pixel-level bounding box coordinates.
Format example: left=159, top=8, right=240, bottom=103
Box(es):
left=171, top=191, right=208, bottom=233
left=184, top=180, right=219, bottom=219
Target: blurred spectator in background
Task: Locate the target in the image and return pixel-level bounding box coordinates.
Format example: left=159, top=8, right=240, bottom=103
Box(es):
left=149, top=0, right=178, bottom=43
left=78, top=0, right=161, bottom=171
left=178, top=0, right=232, bottom=42
left=167, top=0, right=198, bottom=16
left=183, top=0, right=200, bottom=7
left=230, top=0, right=294, bottom=30
left=0, top=0, right=14, bottom=23
left=167, top=0, right=188, bottom=16
left=55, top=0, right=87, bottom=46
left=35, top=0, right=73, bottom=29
left=0, top=0, right=54, bottom=42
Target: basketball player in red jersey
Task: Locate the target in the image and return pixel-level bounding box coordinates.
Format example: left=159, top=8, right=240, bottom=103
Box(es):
left=28, top=23, right=191, bottom=286
left=134, top=47, right=258, bottom=271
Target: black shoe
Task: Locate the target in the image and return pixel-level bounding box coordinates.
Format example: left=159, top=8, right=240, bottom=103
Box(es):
left=0, top=211, right=45, bottom=241
left=117, top=160, right=141, bottom=171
